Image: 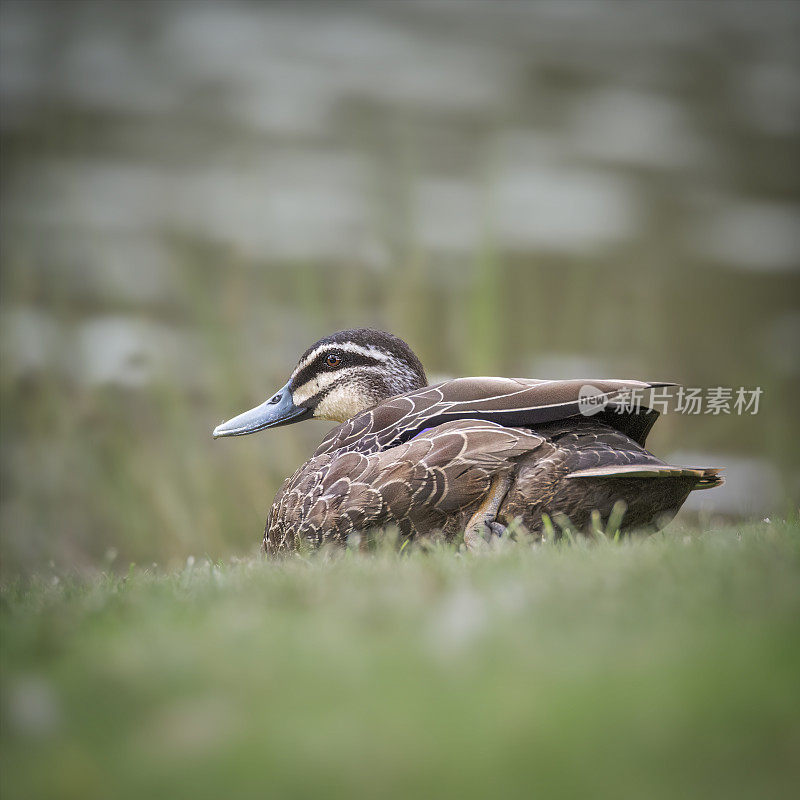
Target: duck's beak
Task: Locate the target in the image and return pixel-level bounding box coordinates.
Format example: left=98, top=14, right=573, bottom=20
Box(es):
left=212, top=381, right=312, bottom=438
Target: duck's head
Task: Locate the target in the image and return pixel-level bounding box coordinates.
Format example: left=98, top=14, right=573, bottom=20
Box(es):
left=212, top=328, right=427, bottom=438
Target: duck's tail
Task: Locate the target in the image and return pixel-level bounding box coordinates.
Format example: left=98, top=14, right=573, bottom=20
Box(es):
left=567, top=464, right=724, bottom=490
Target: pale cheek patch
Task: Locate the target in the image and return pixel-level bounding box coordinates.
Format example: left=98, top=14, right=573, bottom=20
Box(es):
left=291, top=372, right=340, bottom=406
left=292, top=366, right=385, bottom=410
left=313, top=385, right=368, bottom=422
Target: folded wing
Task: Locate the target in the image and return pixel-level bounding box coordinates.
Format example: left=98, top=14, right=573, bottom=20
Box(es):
left=267, top=419, right=545, bottom=550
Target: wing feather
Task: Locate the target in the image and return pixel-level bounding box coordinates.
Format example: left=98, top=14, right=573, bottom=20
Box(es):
left=267, top=419, right=545, bottom=548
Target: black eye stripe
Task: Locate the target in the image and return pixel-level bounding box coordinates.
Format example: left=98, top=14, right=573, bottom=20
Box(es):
left=291, top=352, right=384, bottom=390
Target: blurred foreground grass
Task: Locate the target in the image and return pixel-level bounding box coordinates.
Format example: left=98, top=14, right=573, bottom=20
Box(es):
left=2, top=521, right=799, bottom=800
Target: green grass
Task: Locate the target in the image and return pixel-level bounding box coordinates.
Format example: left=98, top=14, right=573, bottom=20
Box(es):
left=2, top=521, right=799, bottom=800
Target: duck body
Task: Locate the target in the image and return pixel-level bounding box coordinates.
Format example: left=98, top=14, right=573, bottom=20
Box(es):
left=212, top=331, right=722, bottom=554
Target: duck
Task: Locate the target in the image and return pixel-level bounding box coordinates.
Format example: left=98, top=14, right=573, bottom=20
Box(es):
left=213, top=328, right=723, bottom=554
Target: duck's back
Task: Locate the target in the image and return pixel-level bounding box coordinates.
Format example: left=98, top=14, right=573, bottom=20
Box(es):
left=312, top=376, right=666, bottom=457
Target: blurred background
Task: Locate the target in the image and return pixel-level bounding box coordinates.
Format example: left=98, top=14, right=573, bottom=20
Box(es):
left=1, top=0, right=798, bottom=575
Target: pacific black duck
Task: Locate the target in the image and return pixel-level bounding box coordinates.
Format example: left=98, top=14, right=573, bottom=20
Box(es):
left=213, top=329, right=723, bottom=554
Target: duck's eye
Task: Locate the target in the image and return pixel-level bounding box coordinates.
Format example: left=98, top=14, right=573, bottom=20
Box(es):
left=325, top=353, right=341, bottom=368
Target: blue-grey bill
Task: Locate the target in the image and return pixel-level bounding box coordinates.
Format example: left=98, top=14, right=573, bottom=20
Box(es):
left=212, top=381, right=311, bottom=438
